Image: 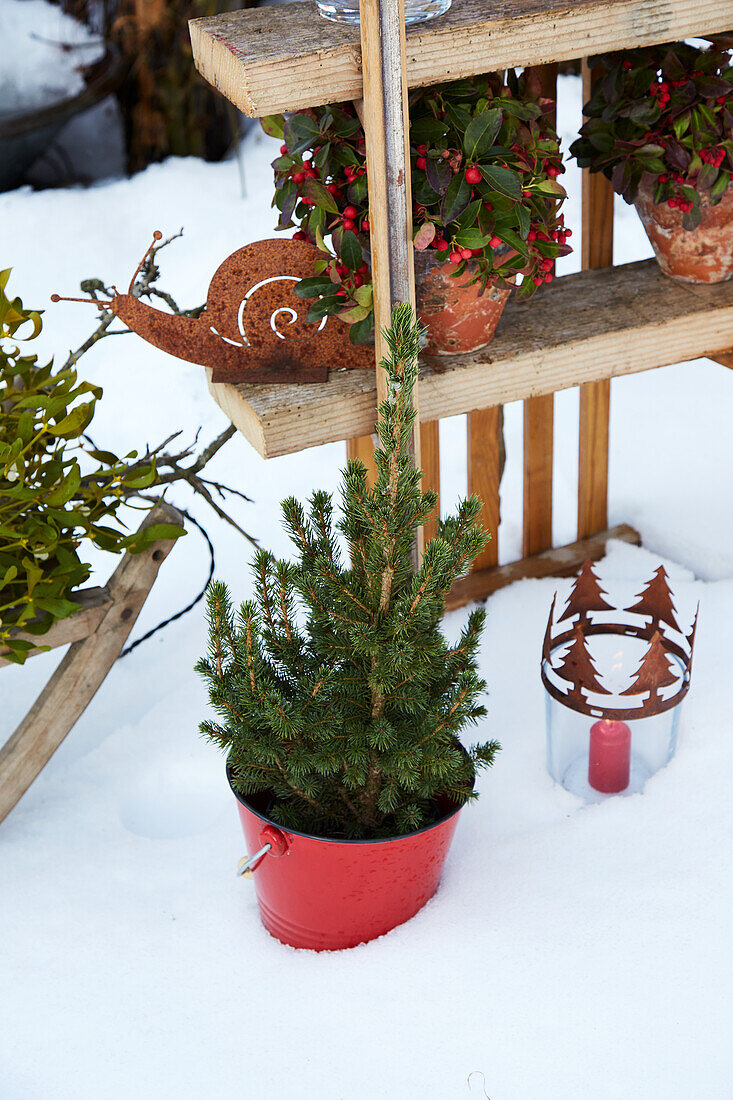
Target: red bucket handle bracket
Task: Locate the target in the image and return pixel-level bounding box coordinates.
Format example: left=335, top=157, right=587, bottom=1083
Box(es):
left=237, top=825, right=289, bottom=878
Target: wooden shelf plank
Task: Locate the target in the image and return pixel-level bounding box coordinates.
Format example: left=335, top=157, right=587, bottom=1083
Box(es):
left=209, top=259, right=733, bottom=459
left=190, top=0, right=732, bottom=118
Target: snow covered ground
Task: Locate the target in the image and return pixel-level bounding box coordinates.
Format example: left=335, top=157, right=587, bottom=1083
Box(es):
left=0, top=0, right=104, bottom=114
left=1, top=77, right=732, bottom=1098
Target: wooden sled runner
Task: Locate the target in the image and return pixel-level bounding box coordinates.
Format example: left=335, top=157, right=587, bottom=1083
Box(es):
left=0, top=501, right=182, bottom=825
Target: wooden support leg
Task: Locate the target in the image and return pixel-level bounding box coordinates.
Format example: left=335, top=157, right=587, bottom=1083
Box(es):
left=468, top=407, right=504, bottom=569
left=0, top=503, right=180, bottom=824
left=522, top=394, right=554, bottom=556
left=522, top=62, right=559, bottom=558
left=347, top=434, right=378, bottom=487
left=578, top=59, right=614, bottom=539
left=420, top=420, right=441, bottom=545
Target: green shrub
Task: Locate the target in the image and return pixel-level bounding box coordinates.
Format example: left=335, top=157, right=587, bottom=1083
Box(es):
left=0, top=270, right=182, bottom=663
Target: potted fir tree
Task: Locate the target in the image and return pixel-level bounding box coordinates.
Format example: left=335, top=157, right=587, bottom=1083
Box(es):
left=197, top=306, right=499, bottom=951
left=264, top=70, right=571, bottom=354
left=571, top=42, right=733, bottom=284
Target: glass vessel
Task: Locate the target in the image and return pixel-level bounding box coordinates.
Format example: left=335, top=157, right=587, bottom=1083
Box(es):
left=316, top=0, right=452, bottom=25
left=543, top=631, right=687, bottom=803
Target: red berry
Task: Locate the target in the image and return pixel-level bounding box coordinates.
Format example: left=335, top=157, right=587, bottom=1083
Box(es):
left=465, top=166, right=482, bottom=185
left=532, top=275, right=543, bottom=286
left=547, top=165, right=560, bottom=178
left=416, top=157, right=427, bottom=169
left=280, top=143, right=288, bottom=154
left=449, top=251, right=463, bottom=264
left=305, top=168, right=317, bottom=178
left=293, top=230, right=307, bottom=241
left=484, top=202, right=493, bottom=211
left=343, top=205, right=358, bottom=219
left=460, top=247, right=473, bottom=260
left=563, top=229, right=572, bottom=238
left=471, top=248, right=483, bottom=257
left=717, top=96, right=727, bottom=105
left=489, top=235, right=502, bottom=248
left=302, top=159, right=311, bottom=169
left=659, top=174, right=668, bottom=183
left=668, top=198, right=678, bottom=208
left=292, top=171, right=305, bottom=184
left=336, top=290, right=347, bottom=299
left=622, top=60, right=632, bottom=70
left=342, top=218, right=356, bottom=231
left=417, top=144, right=427, bottom=155
left=361, top=219, right=370, bottom=231
left=435, top=238, right=449, bottom=251
left=354, top=274, right=364, bottom=287
left=544, top=273, right=553, bottom=283
left=527, top=229, right=537, bottom=241
left=359, top=262, right=368, bottom=273
left=522, top=189, right=531, bottom=197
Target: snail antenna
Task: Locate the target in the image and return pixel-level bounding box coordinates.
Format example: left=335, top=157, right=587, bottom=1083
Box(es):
left=50, top=294, right=113, bottom=308
left=128, top=230, right=163, bottom=294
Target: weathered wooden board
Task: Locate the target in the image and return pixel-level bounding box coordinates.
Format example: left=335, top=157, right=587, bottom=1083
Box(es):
left=0, top=587, right=112, bottom=668
left=208, top=258, right=733, bottom=459
left=189, top=0, right=733, bottom=118
left=445, top=523, right=640, bottom=611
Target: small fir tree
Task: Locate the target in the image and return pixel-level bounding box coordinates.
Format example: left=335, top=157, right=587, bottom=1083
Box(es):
left=625, top=566, right=681, bottom=634
left=558, top=560, right=613, bottom=624
left=554, top=623, right=610, bottom=701
left=622, top=630, right=678, bottom=702
left=197, top=305, right=499, bottom=839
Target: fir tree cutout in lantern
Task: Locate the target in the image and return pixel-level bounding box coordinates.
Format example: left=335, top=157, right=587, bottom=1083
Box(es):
left=541, top=562, right=697, bottom=802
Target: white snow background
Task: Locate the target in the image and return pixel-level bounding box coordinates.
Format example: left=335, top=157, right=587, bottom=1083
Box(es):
left=1, top=73, right=732, bottom=1099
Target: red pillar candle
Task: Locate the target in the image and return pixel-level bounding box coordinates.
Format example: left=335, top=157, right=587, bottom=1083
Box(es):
left=588, top=719, right=631, bottom=793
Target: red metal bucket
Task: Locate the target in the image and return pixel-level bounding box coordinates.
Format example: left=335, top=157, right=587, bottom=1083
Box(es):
left=229, top=771, right=468, bottom=951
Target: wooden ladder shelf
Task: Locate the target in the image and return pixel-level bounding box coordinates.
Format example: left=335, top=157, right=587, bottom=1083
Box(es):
left=190, top=0, right=733, bottom=607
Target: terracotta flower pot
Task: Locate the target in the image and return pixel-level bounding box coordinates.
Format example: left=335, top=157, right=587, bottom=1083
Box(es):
left=634, top=177, right=733, bottom=284
left=414, top=249, right=512, bottom=355
left=229, top=766, right=470, bottom=951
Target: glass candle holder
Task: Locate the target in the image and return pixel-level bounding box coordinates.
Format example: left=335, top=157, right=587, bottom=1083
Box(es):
left=316, top=0, right=451, bottom=25
left=541, top=562, right=697, bottom=802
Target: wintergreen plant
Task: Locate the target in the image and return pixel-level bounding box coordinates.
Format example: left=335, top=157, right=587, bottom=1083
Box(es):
left=197, top=305, right=499, bottom=839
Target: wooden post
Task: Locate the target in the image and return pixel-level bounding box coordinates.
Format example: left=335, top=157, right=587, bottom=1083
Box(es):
left=522, top=63, right=558, bottom=557
left=359, top=0, right=422, bottom=557
left=578, top=58, right=614, bottom=539
left=467, top=407, right=504, bottom=569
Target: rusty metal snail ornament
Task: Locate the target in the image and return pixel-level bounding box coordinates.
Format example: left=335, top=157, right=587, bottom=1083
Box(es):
left=52, top=233, right=373, bottom=384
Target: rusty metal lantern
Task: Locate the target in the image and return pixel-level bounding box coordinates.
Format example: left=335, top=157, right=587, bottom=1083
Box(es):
left=541, top=561, right=697, bottom=802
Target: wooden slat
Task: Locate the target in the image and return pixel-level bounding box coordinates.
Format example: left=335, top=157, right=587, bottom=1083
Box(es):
left=445, top=523, right=640, bottom=612
left=420, top=420, right=440, bottom=545
left=0, top=503, right=181, bottom=825
left=189, top=0, right=733, bottom=118
left=578, top=59, right=615, bottom=540
left=522, top=393, right=554, bottom=556
left=522, top=63, right=557, bottom=558
left=709, top=350, right=733, bottom=370
left=346, top=434, right=378, bottom=486
left=0, top=587, right=112, bottom=668
left=208, top=258, right=733, bottom=458
left=467, top=408, right=504, bottom=570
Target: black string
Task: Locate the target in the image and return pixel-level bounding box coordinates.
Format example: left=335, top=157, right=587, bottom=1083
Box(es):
left=120, top=508, right=215, bottom=658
